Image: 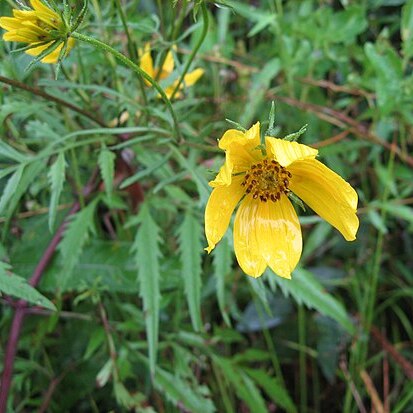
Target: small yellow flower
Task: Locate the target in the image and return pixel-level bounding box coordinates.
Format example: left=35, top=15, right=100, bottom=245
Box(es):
left=139, top=43, right=204, bottom=99
left=205, top=122, right=359, bottom=279
left=0, top=0, right=74, bottom=64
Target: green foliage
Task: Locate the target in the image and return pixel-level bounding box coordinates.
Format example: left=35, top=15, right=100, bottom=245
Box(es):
left=1, top=1, right=413, bottom=412
left=97, top=145, right=116, bottom=198
left=48, top=152, right=66, bottom=231
left=58, top=200, right=97, bottom=288
left=273, top=268, right=355, bottom=334
left=0, top=262, right=56, bottom=311
left=177, top=212, right=203, bottom=331
left=132, top=202, right=162, bottom=375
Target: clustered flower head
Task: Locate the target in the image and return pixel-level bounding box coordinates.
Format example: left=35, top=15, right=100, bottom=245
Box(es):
left=205, top=122, right=359, bottom=279
left=0, top=0, right=75, bottom=64
left=139, top=43, right=204, bottom=99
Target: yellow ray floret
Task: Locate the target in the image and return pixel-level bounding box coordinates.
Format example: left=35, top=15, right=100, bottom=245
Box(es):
left=139, top=43, right=204, bottom=99
left=0, top=0, right=74, bottom=64
left=205, top=122, right=359, bottom=279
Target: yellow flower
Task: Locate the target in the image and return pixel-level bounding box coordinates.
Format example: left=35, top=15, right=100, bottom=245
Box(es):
left=205, top=122, right=359, bottom=279
left=139, top=43, right=204, bottom=99
left=0, top=0, right=74, bottom=64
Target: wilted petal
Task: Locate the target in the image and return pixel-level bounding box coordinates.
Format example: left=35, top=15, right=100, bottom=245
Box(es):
left=289, top=159, right=359, bottom=241
left=266, top=137, right=318, bottom=167
left=205, top=176, right=245, bottom=253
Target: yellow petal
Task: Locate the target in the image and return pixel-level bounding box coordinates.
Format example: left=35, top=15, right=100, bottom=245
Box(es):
left=233, top=196, right=267, bottom=277
left=288, top=159, right=359, bottom=241
left=25, top=38, right=75, bottom=63
left=216, top=123, right=263, bottom=173
left=233, top=195, right=302, bottom=278
left=139, top=43, right=154, bottom=82
left=29, top=0, right=61, bottom=28
left=209, top=154, right=234, bottom=187
left=205, top=176, right=245, bottom=253
left=163, top=49, right=175, bottom=76
left=258, top=195, right=302, bottom=279
left=0, top=17, right=23, bottom=31
left=219, top=122, right=261, bottom=150
left=3, top=28, right=41, bottom=42
left=266, top=137, right=318, bottom=167
left=183, top=68, right=204, bottom=87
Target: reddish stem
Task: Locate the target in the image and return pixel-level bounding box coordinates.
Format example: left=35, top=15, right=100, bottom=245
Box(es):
left=0, top=203, right=80, bottom=412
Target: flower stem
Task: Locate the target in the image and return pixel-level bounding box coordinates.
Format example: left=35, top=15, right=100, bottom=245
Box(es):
left=113, top=0, right=148, bottom=108
left=170, top=1, right=209, bottom=100
left=70, top=32, right=182, bottom=142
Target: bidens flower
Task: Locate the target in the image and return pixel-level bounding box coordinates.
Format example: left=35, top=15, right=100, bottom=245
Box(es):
left=139, top=43, right=204, bottom=99
left=0, top=0, right=75, bottom=64
left=205, top=122, right=359, bottom=279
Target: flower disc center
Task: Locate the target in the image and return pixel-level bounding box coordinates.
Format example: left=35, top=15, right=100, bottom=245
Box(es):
left=241, top=159, right=291, bottom=202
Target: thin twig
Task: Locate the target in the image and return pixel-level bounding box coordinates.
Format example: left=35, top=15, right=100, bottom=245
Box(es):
left=0, top=75, right=106, bottom=127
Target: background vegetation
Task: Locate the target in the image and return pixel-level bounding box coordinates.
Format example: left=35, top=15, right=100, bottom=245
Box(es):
left=1, top=0, right=413, bottom=412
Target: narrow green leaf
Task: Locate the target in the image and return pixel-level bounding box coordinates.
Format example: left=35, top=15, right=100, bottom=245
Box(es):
left=0, top=262, right=56, bottom=311
left=154, top=364, right=216, bottom=413
left=120, top=151, right=172, bottom=189
left=271, top=268, right=354, bottom=334
left=402, top=0, right=413, bottom=43
left=131, top=202, right=162, bottom=374
left=213, top=356, right=268, bottom=413
left=98, top=145, right=116, bottom=197
left=0, top=141, right=28, bottom=163
left=244, top=368, right=297, bottom=413
left=59, top=200, right=97, bottom=288
left=177, top=213, right=203, bottom=331
left=0, top=164, right=24, bottom=215
left=1, top=160, right=46, bottom=230
left=48, top=152, right=67, bottom=231
left=213, top=236, right=232, bottom=326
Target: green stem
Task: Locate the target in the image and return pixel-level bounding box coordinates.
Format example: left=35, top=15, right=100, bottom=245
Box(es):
left=170, top=1, right=209, bottom=100
left=113, top=0, right=148, bottom=108
left=70, top=31, right=182, bottom=142
left=298, top=304, right=307, bottom=413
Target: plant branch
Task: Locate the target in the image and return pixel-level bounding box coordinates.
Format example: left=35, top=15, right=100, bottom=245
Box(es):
left=71, top=31, right=182, bottom=143
left=0, top=75, right=106, bottom=127
left=0, top=172, right=98, bottom=412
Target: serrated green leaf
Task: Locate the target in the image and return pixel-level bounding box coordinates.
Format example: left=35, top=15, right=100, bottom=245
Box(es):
left=271, top=268, right=354, bottom=334
left=131, top=202, right=162, bottom=374
left=59, top=200, right=97, bottom=288
left=48, top=152, right=66, bottom=231
left=0, top=262, right=56, bottom=311
left=213, top=236, right=232, bottom=326
left=0, top=164, right=24, bottom=215
left=98, top=146, right=116, bottom=197
left=177, top=213, right=203, bottom=332
left=154, top=364, right=216, bottom=413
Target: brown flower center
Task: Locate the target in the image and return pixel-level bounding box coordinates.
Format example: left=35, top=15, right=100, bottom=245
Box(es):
left=241, top=159, right=291, bottom=202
